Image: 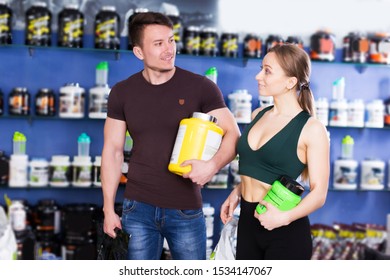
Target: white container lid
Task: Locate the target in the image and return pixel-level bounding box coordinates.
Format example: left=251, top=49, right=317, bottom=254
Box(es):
left=361, top=159, right=385, bottom=166
left=29, top=158, right=49, bottom=166
left=334, top=159, right=358, bottom=166
left=51, top=155, right=70, bottom=164
left=10, top=154, right=28, bottom=161
left=94, top=156, right=101, bottom=165
left=203, top=206, right=215, bottom=216
left=73, top=156, right=92, bottom=164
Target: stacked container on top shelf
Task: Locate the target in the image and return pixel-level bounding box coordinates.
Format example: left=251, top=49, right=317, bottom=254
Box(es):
left=0, top=0, right=12, bottom=45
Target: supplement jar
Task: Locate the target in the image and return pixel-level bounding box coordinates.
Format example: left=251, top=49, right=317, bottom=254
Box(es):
left=365, top=99, right=384, bottom=128
left=168, top=112, right=224, bottom=176
left=256, top=175, right=304, bottom=214
left=0, top=0, right=12, bottom=44
left=183, top=25, right=200, bottom=55
left=243, top=34, right=262, bottom=58
left=72, top=156, right=92, bottom=187
left=57, top=4, right=84, bottom=48
left=316, top=97, right=329, bottom=126
left=49, top=155, right=71, bottom=187
left=360, top=159, right=385, bottom=190
left=25, top=1, right=52, bottom=46
left=333, top=159, right=358, bottom=190
left=9, top=154, right=29, bottom=187
left=94, top=6, right=120, bottom=50
left=29, top=158, right=49, bottom=187
left=59, top=83, right=85, bottom=118
left=228, top=89, right=252, bottom=124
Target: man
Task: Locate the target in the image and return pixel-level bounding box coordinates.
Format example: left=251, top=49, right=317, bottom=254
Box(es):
left=101, top=11, right=240, bottom=260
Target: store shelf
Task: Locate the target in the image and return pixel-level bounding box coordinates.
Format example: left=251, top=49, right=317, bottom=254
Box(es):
left=330, top=188, right=390, bottom=192
left=1, top=185, right=388, bottom=192
left=1, top=33, right=390, bottom=228
left=0, top=115, right=106, bottom=121
left=5, top=42, right=390, bottom=69
left=0, top=184, right=123, bottom=189
left=0, top=43, right=124, bottom=59
left=311, top=59, right=390, bottom=71
left=327, top=125, right=390, bottom=130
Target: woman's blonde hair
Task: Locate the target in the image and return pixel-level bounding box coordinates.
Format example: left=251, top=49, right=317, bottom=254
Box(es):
left=268, top=44, right=315, bottom=117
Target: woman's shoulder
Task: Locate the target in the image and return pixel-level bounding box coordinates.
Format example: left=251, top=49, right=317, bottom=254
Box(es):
left=251, top=105, right=273, bottom=120
left=303, top=116, right=329, bottom=143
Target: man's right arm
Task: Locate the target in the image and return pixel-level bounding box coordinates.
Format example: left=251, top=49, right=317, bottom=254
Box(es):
left=101, top=117, right=127, bottom=237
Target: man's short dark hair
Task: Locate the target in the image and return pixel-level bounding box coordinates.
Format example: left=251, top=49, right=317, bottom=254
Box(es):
left=129, top=12, right=173, bottom=47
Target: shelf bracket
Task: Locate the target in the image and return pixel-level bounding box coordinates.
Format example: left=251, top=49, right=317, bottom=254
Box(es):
left=28, top=47, right=34, bottom=57
left=354, top=65, right=368, bottom=74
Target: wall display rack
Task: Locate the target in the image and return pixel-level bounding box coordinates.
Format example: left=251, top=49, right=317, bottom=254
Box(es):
left=1, top=31, right=390, bottom=234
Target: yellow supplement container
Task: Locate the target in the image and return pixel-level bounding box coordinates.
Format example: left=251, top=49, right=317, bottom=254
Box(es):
left=168, top=112, right=224, bottom=176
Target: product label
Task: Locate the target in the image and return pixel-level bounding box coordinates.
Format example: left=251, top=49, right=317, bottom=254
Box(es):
left=89, top=90, right=108, bottom=114
left=62, top=18, right=83, bottom=42
left=201, top=37, right=217, bottom=51
left=59, top=89, right=84, bottom=116
left=172, top=22, right=182, bottom=42
left=50, top=166, right=69, bottom=182
left=366, top=107, right=384, bottom=127
left=95, top=19, right=117, bottom=41
left=329, top=107, right=347, bottom=126
left=27, top=15, right=51, bottom=41
left=185, top=35, right=200, bottom=52
left=0, top=13, right=10, bottom=34
left=10, top=207, right=26, bottom=231
left=201, top=130, right=222, bottom=160
left=94, top=166, right=101, bottom=185
left=10, top=162, right=28, bottom=186
left=30, top=165, right=49, bottom=185
left=333, top=163, right=357, bottom=187
left=222, top=37, right=238, bottom=53
left=170, top=125, right=186, bottom=164
left=73, top=165, right=92, bottom=183
left=244, top=37, right=261, bottom=57
left=347, top=107, right=364, bottom=127
left=361, top=164, right=384, bottom=186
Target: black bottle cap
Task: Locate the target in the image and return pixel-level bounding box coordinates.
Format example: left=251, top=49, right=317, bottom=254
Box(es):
left=278, top=175, right=304, bottom=196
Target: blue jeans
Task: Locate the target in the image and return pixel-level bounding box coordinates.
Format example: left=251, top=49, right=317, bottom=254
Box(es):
left=121, top=199, right=206, bottom=260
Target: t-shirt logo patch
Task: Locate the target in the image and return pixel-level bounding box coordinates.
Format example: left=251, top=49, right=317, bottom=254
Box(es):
left=179, top=99, right=185, bottom=105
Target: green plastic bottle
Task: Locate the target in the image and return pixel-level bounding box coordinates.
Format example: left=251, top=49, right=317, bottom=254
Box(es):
left=77, top=132, right=91, bottom=156
left=13, top=131, right=27, bottom=155
left=205, top=67, right=218, bottom=84
left=256, top=175, right=304, bottom=214
left=341, top=135, right=354, bottom=159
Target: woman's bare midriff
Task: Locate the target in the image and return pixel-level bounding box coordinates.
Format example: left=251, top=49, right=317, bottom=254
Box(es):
left=240, top=175, right=271, bottom=203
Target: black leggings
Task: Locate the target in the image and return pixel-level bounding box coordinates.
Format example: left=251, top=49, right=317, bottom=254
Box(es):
left=236, top=197, right=313, bottom=260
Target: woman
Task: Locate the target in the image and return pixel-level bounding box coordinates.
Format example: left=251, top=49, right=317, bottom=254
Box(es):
left=220, top=44, right=330, bottom=260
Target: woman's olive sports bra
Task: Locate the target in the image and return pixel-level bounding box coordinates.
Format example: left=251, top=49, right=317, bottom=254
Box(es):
left=237, top=105, right=311, bottom=184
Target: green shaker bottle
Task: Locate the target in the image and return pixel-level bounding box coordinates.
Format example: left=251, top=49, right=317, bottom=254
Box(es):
left=256, top=175, right=304, bottom=214
left=205, top=67, right=218, bottom=84
left=13, top=131, right=27, bottom=155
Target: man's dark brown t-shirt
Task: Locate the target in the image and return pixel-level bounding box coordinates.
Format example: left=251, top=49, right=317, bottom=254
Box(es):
left=107, top=67, right=226, bottom=209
